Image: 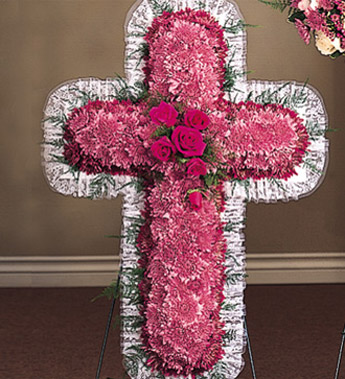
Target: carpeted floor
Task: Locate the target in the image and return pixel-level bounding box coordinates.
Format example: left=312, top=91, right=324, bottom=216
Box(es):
left=0, top=284, right=344, bottom=379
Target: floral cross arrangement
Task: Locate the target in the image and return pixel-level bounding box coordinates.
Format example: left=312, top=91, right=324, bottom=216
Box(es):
left=260, top=0, right=345, bottom=57
left=42, top=0, right=328, bottom=378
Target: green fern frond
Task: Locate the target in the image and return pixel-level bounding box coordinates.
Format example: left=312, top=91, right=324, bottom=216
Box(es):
left=149, top=0, right=173, bottom=16
left=258, top=0, right=291, bottom=12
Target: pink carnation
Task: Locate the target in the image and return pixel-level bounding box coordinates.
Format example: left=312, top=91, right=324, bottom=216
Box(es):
left=305, top=9, right=325, bottom=31
left=295, top=19, right=311, bottom=44
left=63, top=99, right=154, bottom=174
left=138, top=172, right=226, bottom=376
left=320, top=0, right=333, bottom=10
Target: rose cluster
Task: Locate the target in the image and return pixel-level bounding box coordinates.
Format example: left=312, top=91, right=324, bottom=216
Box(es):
left=149, top=101, right=212, bottom=209
left=278, top=0, right=345, bottom=57
left=150, top=101, right=209, bottom=161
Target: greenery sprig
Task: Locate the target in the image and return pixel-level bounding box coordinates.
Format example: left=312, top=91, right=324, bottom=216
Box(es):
left=258, top=0, right=291, bottom=12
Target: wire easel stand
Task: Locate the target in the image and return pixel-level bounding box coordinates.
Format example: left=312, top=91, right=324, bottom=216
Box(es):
left=334, top=324, right=345, bottom=379
left=245, top=317, right=257, bottom=379
left=95, top=267, right=122, bottom=379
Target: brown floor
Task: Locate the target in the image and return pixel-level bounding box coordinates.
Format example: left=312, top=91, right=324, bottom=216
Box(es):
left=0, top=285, right=344, bottom=379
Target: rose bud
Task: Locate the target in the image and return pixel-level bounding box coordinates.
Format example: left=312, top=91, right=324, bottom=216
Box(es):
left=189, top=191, right=203, bottom=211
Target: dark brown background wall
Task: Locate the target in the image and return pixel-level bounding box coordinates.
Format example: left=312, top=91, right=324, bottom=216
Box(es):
left=0, top=0, right=344, bottom=259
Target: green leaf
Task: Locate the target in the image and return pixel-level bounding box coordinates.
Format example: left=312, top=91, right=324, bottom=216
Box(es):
left=43, top=139, right=65, bottom=148
left=197, top=0, right=206, bottom=9
left=223, top=329, right=237, bottom=343
left=149, top=0, right=173, bottom=16
left=91, top=279, right=120, bottom=302
left=88, top=173, right=116, bottom=199
left=50, top=154, right=69, bottom=165
left=223, top=19, right=259, bottom=34
left=221, top=302, right=239, bottom=311
left=204, top=173, right=215, bottom=187
left=258, top=0, right=291, bottom=12
left=176, top=156, right=190, bottom=165
left=224, top=219, right=244, bottom=233
left=330, top=50, right=343, bottom=59
left=288, top=10, right=306, bottom=23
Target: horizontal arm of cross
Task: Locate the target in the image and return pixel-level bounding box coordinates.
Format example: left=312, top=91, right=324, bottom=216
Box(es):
left=224, top=80, right=328, bottom=204
left=43, top=78, right=141, bottom=200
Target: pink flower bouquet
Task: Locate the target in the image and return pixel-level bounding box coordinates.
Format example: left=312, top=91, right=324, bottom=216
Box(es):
left=260, top=0, right=345, bottom=58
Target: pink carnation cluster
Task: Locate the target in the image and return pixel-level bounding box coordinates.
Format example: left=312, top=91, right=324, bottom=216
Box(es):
left=225, top=102, right=310, bottom=180
left=144, top=9, right=228, bottom=109
left=289, top=0, right=345, bottom=56
left=63, top=99, right=155, bottom=175
left=138, top=171, right=226, bottom=377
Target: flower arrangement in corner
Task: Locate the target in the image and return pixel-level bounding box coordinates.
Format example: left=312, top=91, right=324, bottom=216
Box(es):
left=259, top=0, right=345, bottom=58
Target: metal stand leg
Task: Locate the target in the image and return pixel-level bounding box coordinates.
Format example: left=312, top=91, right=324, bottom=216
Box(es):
left=335, top=324, right=345, bottom=379
left=245, top=317, right=257, bottom=379
left=95, top=273, right=121, bottom=379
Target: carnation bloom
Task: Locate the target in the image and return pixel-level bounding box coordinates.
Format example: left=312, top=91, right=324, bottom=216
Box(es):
left=295, top=19, right=311, bottom=44
left=63, top=99, right=154, bottom=174
left=305, top=9, right=325, bottom=30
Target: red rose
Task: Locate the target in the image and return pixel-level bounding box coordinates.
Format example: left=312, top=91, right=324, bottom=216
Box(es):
left=171, top=126, right=206, bottom=157
left=189, top=191, right=203, bottom=211
left=149, top=101, right=178, bottom=127
left=184, top=109, right=210, bottom=130
left=151, top=136, right=176, bottom=162
left=186, top=158, right=207, bottom=176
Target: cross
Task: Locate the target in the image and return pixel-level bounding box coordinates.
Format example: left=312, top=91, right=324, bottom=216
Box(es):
left=42, top=0, right=328, bottom=378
